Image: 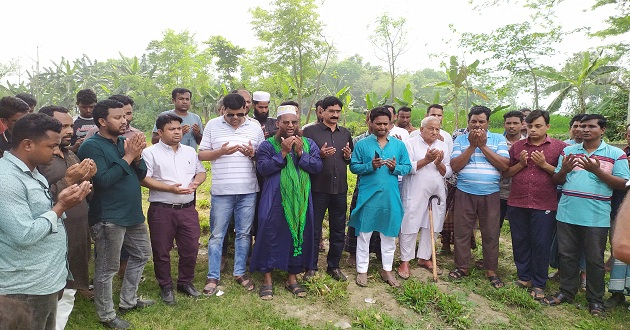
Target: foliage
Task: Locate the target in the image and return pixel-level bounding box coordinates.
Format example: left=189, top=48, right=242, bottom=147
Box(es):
left=369, top=13, right=408, bottom=103
left=203, top=36, right=246, bottom=85
left=601, top=89, right=630, bottom=141
left=352, top=308, right=406, bottom=330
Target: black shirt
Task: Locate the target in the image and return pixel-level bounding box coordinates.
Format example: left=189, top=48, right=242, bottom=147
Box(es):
left=303, top=122, right=353, bottom=194
left=0, top=131, right=12, bottom=157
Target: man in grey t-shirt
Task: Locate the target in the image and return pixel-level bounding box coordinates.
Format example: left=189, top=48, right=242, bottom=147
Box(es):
left=152, top=88, right=203, bottom=149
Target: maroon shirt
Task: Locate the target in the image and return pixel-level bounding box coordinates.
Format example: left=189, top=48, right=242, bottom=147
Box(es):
left=507, top=136, right=567, bottom=211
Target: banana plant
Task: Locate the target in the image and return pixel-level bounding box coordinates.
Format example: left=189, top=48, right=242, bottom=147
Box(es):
left=365, top=90, right=391, bottom=110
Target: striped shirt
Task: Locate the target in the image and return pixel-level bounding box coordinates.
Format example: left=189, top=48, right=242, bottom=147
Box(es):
left=555, top=141, right=630, bottom=227
left=452, top=131, right=509, bottom=195
left=199, top=116, right=264, bottom=195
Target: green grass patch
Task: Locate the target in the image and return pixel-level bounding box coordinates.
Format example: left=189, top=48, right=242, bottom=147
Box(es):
left=352, top=307, right=407, bottom=330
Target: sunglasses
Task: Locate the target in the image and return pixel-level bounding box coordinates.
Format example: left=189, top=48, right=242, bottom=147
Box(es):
left=225, top=113, right=246, bottom=118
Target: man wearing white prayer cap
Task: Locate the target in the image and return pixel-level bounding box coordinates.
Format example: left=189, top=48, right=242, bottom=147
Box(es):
left=252, top=91, right=277, bottom=138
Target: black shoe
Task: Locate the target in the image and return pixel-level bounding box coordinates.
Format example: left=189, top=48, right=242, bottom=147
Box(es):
left=303, top=270, right=316, bottom=281
left=161, top=286, right=176, bottom=305
left=327, top=268, right=347, bottom=282
left=177, top=283, right=201, bottom=298
left=604, top=292, right=625, bottom=310
left=118, top=299, right=155, bottom=314
left=101, top=316, right=131, bottom=329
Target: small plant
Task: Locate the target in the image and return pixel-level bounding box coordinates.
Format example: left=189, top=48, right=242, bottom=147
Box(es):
left=301, top=272, right=348, bottom=305
left=352, top=308, right=406, bottom=330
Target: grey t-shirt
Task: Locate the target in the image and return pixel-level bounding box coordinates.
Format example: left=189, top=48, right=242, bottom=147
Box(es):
left=153, top=110, right=203, bottom=149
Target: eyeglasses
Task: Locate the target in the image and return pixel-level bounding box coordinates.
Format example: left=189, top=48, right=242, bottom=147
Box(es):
left=225, top=113, right=246, bottom=118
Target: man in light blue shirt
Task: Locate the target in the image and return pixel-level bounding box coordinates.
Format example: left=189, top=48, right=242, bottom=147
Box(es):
left=0, top=113, right=91, bottom=330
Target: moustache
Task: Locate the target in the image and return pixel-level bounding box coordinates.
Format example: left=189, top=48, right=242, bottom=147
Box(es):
left=330, top=117, right=339, bottom=120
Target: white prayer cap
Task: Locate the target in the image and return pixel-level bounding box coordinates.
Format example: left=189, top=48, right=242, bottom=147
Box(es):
left=276, top=105, right=298, bottom=117
left=252, top=91, right=271, bottom=102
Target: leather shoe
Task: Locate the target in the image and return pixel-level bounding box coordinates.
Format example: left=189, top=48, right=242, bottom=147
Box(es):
left=177, top=283, right=201, bottom=298
left=101, top=316, right=131, bottom=329
left=327, top=268, right=347, bottom=282
left=161, top=286, right=176, bottom=305
left=303, top=270, right=316, bottom=281
left=118, top=299, right=155, bottom=314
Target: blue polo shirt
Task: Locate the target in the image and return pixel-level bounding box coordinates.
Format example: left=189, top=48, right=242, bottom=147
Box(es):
left=555, top=141, right=630, bottom=228
left=452, top=131, right=509, bottom=195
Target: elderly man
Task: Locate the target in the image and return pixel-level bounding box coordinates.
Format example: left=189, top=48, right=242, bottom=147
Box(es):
left=0, top=113, right=91, bottom=330
left=250, top=105, right=323, bottom=300
left=349, top=107, right=411, bottom=288
left=398, top=116, right=452, bottom=279
left=141, top=114, right=207, bottom=305
left=198, top=93, right=264, bottom=296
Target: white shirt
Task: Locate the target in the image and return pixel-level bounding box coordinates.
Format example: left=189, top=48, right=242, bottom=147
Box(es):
left=199, top=116, right=264, bottom=195
left=389, top=126, right=410, bottom=141
left=142, top=141, right=206, bottom=204
left=409, top=128, right=453, bottom=155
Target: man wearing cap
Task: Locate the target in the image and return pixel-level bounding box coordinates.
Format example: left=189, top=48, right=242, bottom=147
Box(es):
left=250, top=105, right=323, bottom=300
left=252, top=91, right=277, bottom=138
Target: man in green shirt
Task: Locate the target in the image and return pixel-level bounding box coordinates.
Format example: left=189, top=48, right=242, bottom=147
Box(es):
left=77, top=99, right=152, bottom=330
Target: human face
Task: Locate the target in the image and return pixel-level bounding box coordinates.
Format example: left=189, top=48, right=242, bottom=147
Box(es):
left=570, top=120, right=582, bottom=141
left=158, top=120, right=183, bottom=146
left=322, top=105, right=342, bottom=126
left=504, top=116, right=523, bottom=137
left=31, top=131, right=61, bottom=166
left=238, top=90, right=252, bottom=112
left=52, top=111, right=74, bottom=147
left=370, top=115, right=390, bottom=138
left=427, top=107, right=444, bottom=123
left=77, top=102, right=95, bottom=118
left=99, top=107, right=127, bottom=137
left=224, top=107, right=247, bottom=128
left=1, top=111, right=28, bottom=132
left=526, top=116, right=549, bottom=141
left=123, top=104, right=133, bottom=124
left=172, top=92, right=191, bottom=113
left=254, top=101, right=270, bottom=120
left=580, top=119, right=605, bottom=143
left=276, top=113, right=299, bottom=138
left=397, top=111, right=411, bottom=128
left=467, top=113, right=489, bottom=131
left=420, top=119, right=441, bottom=144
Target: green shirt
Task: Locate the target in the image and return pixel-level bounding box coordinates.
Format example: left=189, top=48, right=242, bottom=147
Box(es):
left=77, top=134, right=147, bottom=226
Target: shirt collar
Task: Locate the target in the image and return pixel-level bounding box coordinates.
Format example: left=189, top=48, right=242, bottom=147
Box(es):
left=94, top=132, right=122, bottom=145
left=2, top=151, right=37, bottom=174
left=576, top=140, right=608, bottom=152
left=158, top=139, right=180, bottom=152
left=317, top=122, right=339, bottom=132
left=524, top=135, right=552, bottom=146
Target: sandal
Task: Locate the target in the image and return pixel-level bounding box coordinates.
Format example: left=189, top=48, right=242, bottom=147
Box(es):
left=541, top=292, right=573, bottom=306
left=589, top=303, right=605, bottom=317
left=530, top=287, right=545, bottom=301
left=285, top=283, right=307, bottom=298
left=356, top=273, right=368, bottom=287
left=235, top=274, right=255, bottom=291
left=448, top=268, right=469, bottom=280
left=488, top=275, right=505, bottom=289
left=513, top=280, right=532, bottom=289
left=203, top=278, right=219, bottom=296
left=259, top=285, right=273, bottom=300
left=475, top=259, right=485, bottom=270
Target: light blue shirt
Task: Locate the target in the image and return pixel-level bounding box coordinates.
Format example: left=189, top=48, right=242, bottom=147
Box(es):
left=452, top=131, right=509, bottom=195
left=0, top=151, right=68, bottom=295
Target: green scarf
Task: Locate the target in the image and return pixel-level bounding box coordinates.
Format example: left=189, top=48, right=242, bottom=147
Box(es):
left=267, top=136, right=311, bottom=256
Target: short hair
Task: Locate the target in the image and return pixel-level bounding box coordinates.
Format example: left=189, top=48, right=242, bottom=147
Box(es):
left=519, top=107, right=532, bottom=114
left=0, top=96, right=30, bottom=119
left=108, top=94, right=134, bottom=106
left=171, top=88, right=192, bottom=100
left=369, top=107, right=391, bottom=122
left=398, top=106, right=412, bottom=113
left=427, top=104, right=443, bottom=114
left=38, top=106, right=69, bottom=117
left=503, top=110, right=524, bottom=122
left=467, top=105, right=491, bottom=121
left=280, top=100, right=299, bottom=108
left=15, top=93, right=37, bottom=107
left=421, top=116, right=440, bottom=127
left=320, top=96, right=343, bottom=110
left=223, top=93, right=245, bottom=111
left=11, top=113, right=62, bottom=148
left=569, top=114, right=586, bottom=127
left=580, top=114, right=607, bottom=129
left=384, top=105, right=396, bottom=115
left=92, top=99, right=124, bottom=128
left=76, top=89, right=97, bottom=105
left=231, top=88, right=249, bottom=94
left=314, top=99, right=323, bottom=109
left=525, top=110, right=550, bottom=125
left=156, top=113, right=183, bottom=130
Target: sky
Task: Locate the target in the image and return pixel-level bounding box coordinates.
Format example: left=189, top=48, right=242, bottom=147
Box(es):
left=0, top=0, right=622, bottom=82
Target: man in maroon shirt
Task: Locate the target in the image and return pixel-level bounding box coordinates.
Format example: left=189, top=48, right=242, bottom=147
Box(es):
left=502, top=110, right=566, bottom=300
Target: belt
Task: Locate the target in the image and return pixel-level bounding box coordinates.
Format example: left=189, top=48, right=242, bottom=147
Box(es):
left=150, top=201, right=195, bottom=210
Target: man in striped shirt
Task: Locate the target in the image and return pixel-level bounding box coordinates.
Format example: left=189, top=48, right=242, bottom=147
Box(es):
left=448, top=106, right=509, bottom=289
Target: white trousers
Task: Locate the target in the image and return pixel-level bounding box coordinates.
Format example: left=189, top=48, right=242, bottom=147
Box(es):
left=356, top=232, right=396, bottom=273
left=399, top=229, right=438, bottom=261
left=56, top=288, right=76, bottom=330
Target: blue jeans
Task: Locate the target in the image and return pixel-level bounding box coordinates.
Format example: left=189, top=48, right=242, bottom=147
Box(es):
left=207, top=193, right=256, bottom=280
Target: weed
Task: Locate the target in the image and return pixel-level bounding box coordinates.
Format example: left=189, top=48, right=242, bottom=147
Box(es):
left=352, top=308, right=406, bottom=330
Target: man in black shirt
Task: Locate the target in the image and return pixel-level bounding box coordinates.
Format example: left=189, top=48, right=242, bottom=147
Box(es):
left=0, top=96, right=30, bottom=157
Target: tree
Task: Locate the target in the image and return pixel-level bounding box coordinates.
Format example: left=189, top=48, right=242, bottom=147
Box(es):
left=369, top=13, right=407, bottom=103
left=203, top=36, right=245, bottom=85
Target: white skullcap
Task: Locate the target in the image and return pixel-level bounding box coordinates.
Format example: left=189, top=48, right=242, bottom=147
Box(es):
left=276, top=105, right=298, bottom=117
left=252, top=91, right=271, bottom=102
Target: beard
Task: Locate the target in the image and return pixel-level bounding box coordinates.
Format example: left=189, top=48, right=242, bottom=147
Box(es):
left=254, top=109, right=269, bottom=121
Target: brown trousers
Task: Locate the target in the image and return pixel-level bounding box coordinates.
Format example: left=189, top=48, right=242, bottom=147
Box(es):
left=453, top=189, right=501, bottom=271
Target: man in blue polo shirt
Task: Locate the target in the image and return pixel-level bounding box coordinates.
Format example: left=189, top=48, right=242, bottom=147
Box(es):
left=449, top=106, right=509, bottom=289
left=544, top=114, right=630, bottom=317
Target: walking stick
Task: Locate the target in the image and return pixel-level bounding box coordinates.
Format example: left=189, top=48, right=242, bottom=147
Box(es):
left=428, top=195, right=441, bottom=282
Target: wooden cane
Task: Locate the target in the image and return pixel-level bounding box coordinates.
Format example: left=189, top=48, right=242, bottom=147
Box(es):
left=428, top=195, right=441, bottom=282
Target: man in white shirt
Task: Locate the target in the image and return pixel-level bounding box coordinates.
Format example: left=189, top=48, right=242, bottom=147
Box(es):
left=385, top=105, right=409, bottom=141
left=410, top=104, right=453, bottom=153
left=141, top=114, right=206, bottom=305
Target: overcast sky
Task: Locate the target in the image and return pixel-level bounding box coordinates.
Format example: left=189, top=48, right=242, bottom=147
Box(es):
left=0, top=0, right=620, bottom=81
